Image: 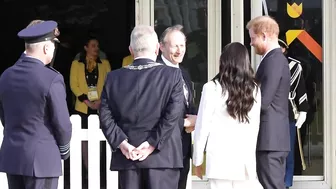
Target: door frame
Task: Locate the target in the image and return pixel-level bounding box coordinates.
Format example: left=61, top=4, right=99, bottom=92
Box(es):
left=135, top=0, right=152, bottom=26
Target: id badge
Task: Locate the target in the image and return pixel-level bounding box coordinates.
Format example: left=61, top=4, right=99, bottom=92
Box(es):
left=88, top=86, right=98, bottom=101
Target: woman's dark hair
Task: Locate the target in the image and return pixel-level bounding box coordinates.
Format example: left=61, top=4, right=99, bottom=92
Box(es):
left=212, top=42, right=257, bottom=123
left=84, top=36, right=99, bottom=47
left=79, top=36, right=99, bottom=60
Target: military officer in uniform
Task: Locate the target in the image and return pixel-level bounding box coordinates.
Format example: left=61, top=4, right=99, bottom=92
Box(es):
left=0, top=20, right=72, bottom=189
left=278, top=38, right=309, bottom=189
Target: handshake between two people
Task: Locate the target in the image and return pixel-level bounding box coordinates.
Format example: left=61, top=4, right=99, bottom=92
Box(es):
left=119, top=140, right=155, bottom=161
left=184, top=114, right=197, bottom=133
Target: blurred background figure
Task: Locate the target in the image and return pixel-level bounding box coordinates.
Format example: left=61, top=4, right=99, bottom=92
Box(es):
left=122, top=54, right=133, bottom=67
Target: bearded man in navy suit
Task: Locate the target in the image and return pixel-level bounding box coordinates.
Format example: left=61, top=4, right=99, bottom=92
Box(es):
left=246, top=16, right=291, bottom=189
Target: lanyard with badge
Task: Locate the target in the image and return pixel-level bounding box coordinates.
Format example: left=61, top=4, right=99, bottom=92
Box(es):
left=85, top=64, right=99, bottom=101
left=88, top=85, right=99, bottom=101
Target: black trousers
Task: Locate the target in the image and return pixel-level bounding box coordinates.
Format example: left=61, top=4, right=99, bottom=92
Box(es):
left=118, top=168, right=180, bottom=189
left=256, top=151, right=288, bottom=189
left=178, top=157, right=190, bottom=189
left=6, top=174, right=58, bottom=189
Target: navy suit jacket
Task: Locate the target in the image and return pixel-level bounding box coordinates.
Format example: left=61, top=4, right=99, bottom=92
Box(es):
left=0, top=56, right=72, bottom=177
left=100, top=58, right=185, bottom=170
left=156, top=56, right=197, bottom=159
left=255, top=48, right=291, bottom=151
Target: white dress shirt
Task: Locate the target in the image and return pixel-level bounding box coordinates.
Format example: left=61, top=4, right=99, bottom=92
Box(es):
left=260, top=45, right=281, bottom=62
left=257, top=45, right=281, bottom=71
left=161, top=55, right=179, bottom=68
left=134, top=56, right=156, bottom=61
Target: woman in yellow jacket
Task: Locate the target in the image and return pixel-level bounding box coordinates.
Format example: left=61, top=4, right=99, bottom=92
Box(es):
left=70, top=37, right=111, bottom=172
left=70, top=37, right=111, bottom=118
left=122, top=54, right=133, bottom=67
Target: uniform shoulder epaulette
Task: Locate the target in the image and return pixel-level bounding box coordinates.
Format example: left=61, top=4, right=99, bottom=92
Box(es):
left=46, top=65, right=60, bottom=74
left=288, top=57, right=301, bottom=64
left=288, top=56, right=303, bottom=71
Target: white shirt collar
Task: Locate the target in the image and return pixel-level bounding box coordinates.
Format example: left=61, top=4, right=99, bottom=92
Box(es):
left=261, top=45, right=281, bottom=62
left=134, top=56, right=156, bottom=62
left=161, top=55, right=179, bottom=68
left=23, top=51, right=34, bottom=59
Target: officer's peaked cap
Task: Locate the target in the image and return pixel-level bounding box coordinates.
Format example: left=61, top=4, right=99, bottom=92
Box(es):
left=18, top=20, right=60, bottom=44
left=278, top=38, right=289, bottom=49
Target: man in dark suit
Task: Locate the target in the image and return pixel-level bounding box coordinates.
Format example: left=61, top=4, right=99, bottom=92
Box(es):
left=99, top=25, right=185, bottom=189
left=0, top=21, right=72, bottom=189
left=246, top=16, right=291, bottom=189
left=157, top=25, right=197, bottom=189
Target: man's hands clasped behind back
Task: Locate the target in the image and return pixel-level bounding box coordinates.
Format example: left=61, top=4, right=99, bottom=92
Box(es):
left=119, top=140, right=155, bottom=161
left=119, top=140, right=141, bottom=160
left=119, top=114, right=198, bottom=161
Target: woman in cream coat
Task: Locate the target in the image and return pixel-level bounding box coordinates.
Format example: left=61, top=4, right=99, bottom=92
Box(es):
left=193, top=42, right=263, bottom=189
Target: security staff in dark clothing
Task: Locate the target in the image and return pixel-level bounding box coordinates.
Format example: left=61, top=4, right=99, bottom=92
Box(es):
left=0, top=20, right=72, bottom=189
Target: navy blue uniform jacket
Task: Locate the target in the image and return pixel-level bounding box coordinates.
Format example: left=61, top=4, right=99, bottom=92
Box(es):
left=0, top=55, right=72, bottom=177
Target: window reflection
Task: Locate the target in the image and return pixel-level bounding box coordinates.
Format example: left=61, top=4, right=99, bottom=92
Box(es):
left=265, top=0, right=323, bottom=176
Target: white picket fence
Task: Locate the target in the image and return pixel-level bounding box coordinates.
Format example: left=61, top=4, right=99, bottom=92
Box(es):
left=0, top=115, right=192, bottom=189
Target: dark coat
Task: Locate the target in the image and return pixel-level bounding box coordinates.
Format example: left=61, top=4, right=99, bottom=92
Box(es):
left=0, top=55, right=72, bottom=177
left=255, top=48, right=291, bottom=151
left=100, top=58, right=185, bottom=170
left=156, top=56, right=197, bottom=159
